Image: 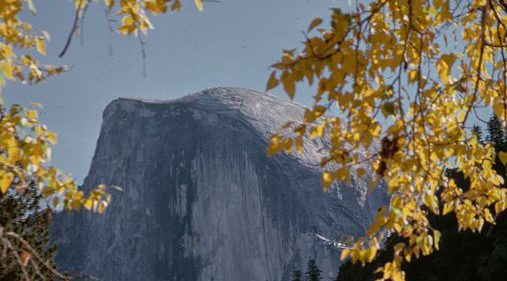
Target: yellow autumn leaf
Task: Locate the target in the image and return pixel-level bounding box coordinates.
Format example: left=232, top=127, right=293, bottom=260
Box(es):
left=0, top=171, right=14, bottom=193
left=26, top=0, right=37, bottom=13
left=171, top=0, right=182, bottom=11
left=436, top=54, right=456, bottom=84
left=1, top=62, right=14, bottom=80
left=119, top=16, right=136, bottom=35
left=442, top=203, right=453, bottom=215
left=365, top=247, right=377, bottom=262
left=46, top=131, right=58, bottom=144
left=499, top=151, right=507, bottom=165
left=194, top=0, right=203, bottom=11
left=335, top=167, right=350, bottom=184
left=26, top=109, right=38, bottom=120
left=407, top=69, right=418, bottom=83
left=433, top=230, right=441, bottom=250
left=308, top=18, right=323, bottom=32
left=357, top=168, right=366, bottom=177
left=340, top=248, right=350, bottom=260
left=97, top=201, right=106, bottom=214
left=495, top=201, right=506, bottom=215
left=266, top=71, right=279, bottom=91
left=84, top=199, right=93, bottom=210
left=36, top=37, right=46, bottom=55
left=105, top=0, right=114, bottom=10
left=267, top=134, right=281, bottom=156
left=493, top=102, right=506, bottom=119
left=282, top=137, right=293, bottom=153
left=281, top=72, right=295, bottom=99
left=322, top=171, right=334, bottom=190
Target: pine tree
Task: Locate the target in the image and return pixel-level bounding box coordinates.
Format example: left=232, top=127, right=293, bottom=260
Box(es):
left=487, top=114, right=505, bottom=149
left=306, top=259, right=322, bottom=281
left=292, top=269, right=302, bottom=281
left=472, top=124, right=483, bottom=143
left=0, top=186, right=57, bottom=280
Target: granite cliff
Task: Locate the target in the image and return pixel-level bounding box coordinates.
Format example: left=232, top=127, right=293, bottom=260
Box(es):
left=52, top=87, right=388, bottom=281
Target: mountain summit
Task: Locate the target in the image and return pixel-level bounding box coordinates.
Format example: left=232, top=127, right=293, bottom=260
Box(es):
left=53, top=87, right=387, bottom=281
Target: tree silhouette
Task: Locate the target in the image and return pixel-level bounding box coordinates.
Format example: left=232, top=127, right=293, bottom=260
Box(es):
left=292, top=269, right=302, bottom=281
left=306, top=259, right=322, bottom=281
left=488, top=114, right=505, bottom=150
left=472, top=124, right=483, bottom=143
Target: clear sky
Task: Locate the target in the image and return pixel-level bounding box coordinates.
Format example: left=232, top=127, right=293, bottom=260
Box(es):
left=4, top=0, right=344, bottom=182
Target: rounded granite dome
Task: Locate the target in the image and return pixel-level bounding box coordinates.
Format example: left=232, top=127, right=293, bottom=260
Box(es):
left=104, top=87, right=326, bottom=168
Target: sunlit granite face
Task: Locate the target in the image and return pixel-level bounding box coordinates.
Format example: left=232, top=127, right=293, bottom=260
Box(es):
left=52, top=87, right=388, bottom=281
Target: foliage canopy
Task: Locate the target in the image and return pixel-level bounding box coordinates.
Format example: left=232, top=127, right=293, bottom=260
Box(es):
left=266, top=0, right=507, bottom=280
left=336, top=121, right=507, bottom=281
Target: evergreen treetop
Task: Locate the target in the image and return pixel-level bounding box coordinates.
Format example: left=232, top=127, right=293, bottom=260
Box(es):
left=291, top=269, right=302, bottom=281
left=487, top=114, right=505, bottom=149
left=306, top=259, right=322, bottom=281
left=472, top=124, right=483, bottom=143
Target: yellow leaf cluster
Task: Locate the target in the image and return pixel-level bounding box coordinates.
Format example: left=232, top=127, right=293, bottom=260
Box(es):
left=111, top=0, right=203, bottom=35
left=0, top=3, right=61, bottom=85
left=267, top=1, right=507, bottom=279
left=0, top=0, right=205, bottom=215
left=0, top=104, right=112, bottom=212
left=0, top=0, right=149, bottom=215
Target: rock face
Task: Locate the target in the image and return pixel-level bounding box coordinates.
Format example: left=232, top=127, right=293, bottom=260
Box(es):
left=52, top=87, right=388, bottom=281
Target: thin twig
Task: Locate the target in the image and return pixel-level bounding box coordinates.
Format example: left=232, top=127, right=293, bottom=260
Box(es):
left=59, top=0, right=90, bottom=57
left=138, top=35, right=147, bottom=77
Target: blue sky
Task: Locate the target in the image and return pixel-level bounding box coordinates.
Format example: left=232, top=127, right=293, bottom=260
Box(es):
left=4, top=0, right=344, bottom=182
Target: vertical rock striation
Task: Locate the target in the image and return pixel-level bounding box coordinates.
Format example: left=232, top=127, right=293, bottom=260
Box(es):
left=53, top=87, right=388, bottom=281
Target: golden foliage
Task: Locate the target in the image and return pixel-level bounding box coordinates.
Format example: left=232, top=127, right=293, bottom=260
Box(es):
left=0, top=0, right=203, bottom=213
left=110, top=0, right=201, bottom=35
left=0, top=104, right=112, bottom=212
left=268, top=0, right=507, bottom=280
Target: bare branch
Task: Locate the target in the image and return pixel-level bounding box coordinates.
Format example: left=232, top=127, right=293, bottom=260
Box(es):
left=59, top=0, right=91, bottom=57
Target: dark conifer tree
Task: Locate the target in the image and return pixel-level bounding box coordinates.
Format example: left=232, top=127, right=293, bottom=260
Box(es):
left=487, top=114, right=505, bottom=149
left=292, top=269, right=302, bottom=281
left=486, top=114, right=507, bottom=177
left=306, top=259, right=322, bottom=281
left=0, top=186, right=57, bottom=280
left=472, top=124, right=483, bottom=143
